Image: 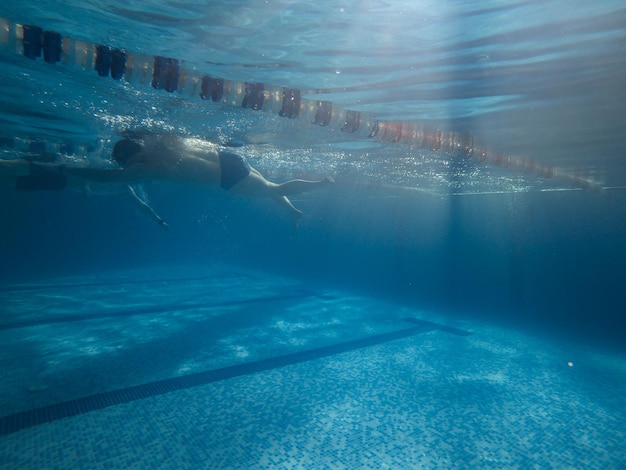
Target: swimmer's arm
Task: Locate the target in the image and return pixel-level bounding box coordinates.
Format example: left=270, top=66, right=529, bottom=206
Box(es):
left=59, top=165, right=138, bottom=183
left=127, top=185, right=169, bottom=231
left=0, top=159, right=31, bottom=176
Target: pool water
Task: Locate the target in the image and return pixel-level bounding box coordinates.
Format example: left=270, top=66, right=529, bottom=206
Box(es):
left=1, top=1, right=626, bottom=469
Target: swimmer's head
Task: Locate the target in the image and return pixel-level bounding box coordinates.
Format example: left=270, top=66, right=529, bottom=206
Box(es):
left=112, top=139, right=143, bottom=167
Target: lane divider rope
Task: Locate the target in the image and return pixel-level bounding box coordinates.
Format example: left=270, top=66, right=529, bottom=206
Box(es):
left=1, top=18, right=598, bottom=189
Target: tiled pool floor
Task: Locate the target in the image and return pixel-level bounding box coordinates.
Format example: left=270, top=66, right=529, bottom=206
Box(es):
left=0, top=266, right=624, bottom=469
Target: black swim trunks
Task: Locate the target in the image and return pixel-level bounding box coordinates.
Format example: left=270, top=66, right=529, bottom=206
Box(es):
left=219, top=151, right=250, bottom=190
left=15, top=162, right=67, bottom=191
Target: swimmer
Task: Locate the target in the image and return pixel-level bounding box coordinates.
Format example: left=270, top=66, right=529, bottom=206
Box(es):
left=61, top=132, right=335, bottom=228
left=0, top=157, right=170, bottom=230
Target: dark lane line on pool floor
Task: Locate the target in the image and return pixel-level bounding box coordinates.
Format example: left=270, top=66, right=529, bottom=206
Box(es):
left=0, top=318, right=472, bottom=436
left=0, top=292, right=317, bottom=331
left=0, top=273, right=255, bottom=294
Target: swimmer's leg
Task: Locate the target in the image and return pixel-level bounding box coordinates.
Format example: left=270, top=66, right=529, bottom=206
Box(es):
left=273, top=177, right=335, bottom=196
left=273, top=195, right=303, bottom=230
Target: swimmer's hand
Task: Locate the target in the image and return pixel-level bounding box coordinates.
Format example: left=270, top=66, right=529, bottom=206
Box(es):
left=157, top=219, right=170, bottom=231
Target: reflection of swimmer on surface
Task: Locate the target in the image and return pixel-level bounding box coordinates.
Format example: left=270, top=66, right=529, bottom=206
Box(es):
left=0, top=156, right=170, bottom=230
left=1, top=132, right=335, bottom=229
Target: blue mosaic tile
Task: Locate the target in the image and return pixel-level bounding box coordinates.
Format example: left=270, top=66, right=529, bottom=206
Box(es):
left=0, top=270, right=624, bottom=469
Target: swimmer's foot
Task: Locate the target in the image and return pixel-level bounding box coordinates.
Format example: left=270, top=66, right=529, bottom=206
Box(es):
left=291, top=209, right=303, bottom=232
left=157, top=219, right=171, bottom=232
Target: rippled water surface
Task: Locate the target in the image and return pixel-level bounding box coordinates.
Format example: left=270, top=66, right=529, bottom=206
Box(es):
left=1, top=0, right=625, bottom=190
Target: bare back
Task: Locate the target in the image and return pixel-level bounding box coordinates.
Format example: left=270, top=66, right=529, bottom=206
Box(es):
left=124, top=137, right=222, bottom=186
